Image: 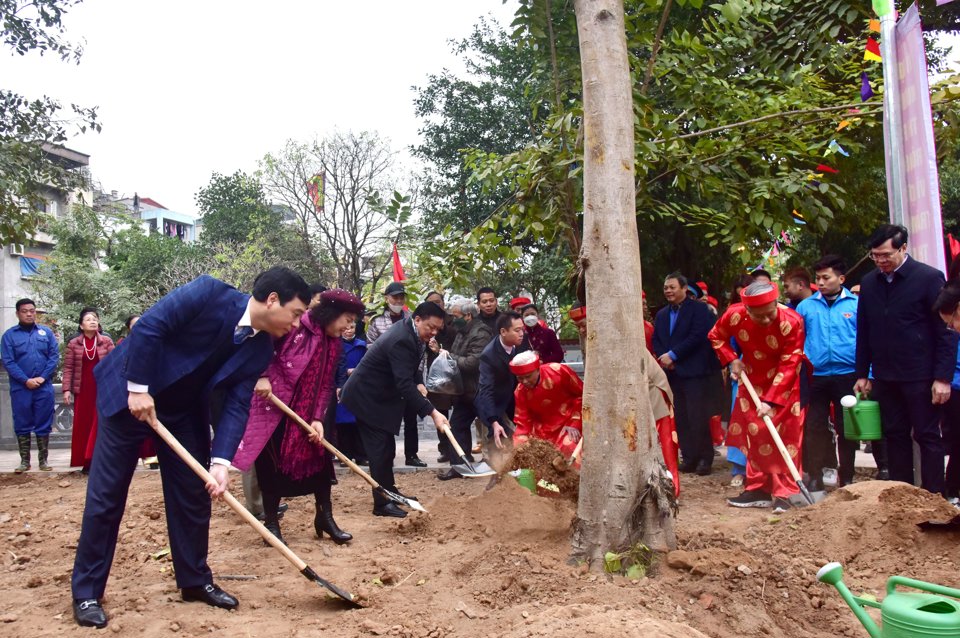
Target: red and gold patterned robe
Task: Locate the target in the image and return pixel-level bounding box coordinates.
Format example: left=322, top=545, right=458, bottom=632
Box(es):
left=513, top=363, right=583, bottom=459
left=708, top=303, right=806, bottom=497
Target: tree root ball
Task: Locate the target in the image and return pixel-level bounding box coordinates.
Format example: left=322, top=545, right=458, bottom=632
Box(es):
left=507, top=439, right=580, bottom=497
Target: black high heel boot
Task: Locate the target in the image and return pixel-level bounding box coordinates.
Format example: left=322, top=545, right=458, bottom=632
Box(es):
left=263, top=519, right=286, bottom=546
left=315, top=504, right=352, bottom=544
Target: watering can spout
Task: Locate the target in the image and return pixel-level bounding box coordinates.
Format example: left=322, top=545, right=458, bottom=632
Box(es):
left=817, top=563, right=883, bottom=638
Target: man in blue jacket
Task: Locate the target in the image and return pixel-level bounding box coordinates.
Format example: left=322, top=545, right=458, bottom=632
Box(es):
left=854, top=224, right=958, bottom=494
left=653, top=273, right=722, bottom=475
left=797, top=255, right=886, bottom=489
left=1, top=298, right=59, bottom=473
left=71, top=269, right=310, bottom=629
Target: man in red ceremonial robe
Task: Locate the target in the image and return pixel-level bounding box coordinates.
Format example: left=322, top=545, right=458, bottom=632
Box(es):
left=708, top=281, right=806, bottom=513
left=510, top=352, right=583, bottom=460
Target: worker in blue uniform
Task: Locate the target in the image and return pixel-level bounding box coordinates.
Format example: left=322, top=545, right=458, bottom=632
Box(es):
left=1, top=298, right=59, bottom=472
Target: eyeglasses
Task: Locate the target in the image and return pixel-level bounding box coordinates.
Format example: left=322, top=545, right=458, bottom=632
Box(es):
left=869, top=247, right=903, bottom=262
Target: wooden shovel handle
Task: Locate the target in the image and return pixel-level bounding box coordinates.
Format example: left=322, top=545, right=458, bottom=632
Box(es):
left=148, top=418, right=307, bottom=571
left=737, top=374, right=804, bottom=484
left=267, top=393, right=380, bottom=490
left=439, top=422, right=470, bottom=458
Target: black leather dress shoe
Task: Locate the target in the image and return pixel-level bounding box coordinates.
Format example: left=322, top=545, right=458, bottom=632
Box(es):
left=373, top=502, right=407, bottom=518
left=437, top=468, right=463, bottom=481
left=695, top=460, right=712, bottom=476
left=73, top=599, right=107, bottom=628
left=678, top=460, right=697, bottom=474
left=181, top=583, right=239, bottom=610
left=405, top=455, right=427, bottom=468
left=437, top=453, right=450, bottom=464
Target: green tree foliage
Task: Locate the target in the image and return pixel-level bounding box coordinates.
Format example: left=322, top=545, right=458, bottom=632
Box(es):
left=195, top=170, right=281, bottom=245
left=0, top=0, right=100, bottom=245
left=411, top=19, right=545, bottom=236
left=413, top=0, right=960, bottom=298
left=30, top=205, right=140, bottom=340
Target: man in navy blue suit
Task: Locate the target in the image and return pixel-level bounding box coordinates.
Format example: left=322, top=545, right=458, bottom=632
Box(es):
left=71, top=268, right=310, bottom=629
left=653, top=272, right=722, bottom=475
left=475, top=311, right=529, bottom=449
left=854, top=224, right=958, bottom=494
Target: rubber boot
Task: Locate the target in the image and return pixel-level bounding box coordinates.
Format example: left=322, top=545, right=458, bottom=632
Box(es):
left=36, top=435, right=52, bottom=471
left=315, top=502, right=352, bottom=544
left=14, top=435, right=31, bottom=473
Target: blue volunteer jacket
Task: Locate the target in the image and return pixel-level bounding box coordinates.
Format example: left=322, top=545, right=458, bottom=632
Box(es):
left=795, top=288, right=857, bottom=377
left=1, top=323, right=59, bottom=389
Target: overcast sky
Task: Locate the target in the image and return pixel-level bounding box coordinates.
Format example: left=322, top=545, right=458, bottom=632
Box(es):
left=0, top=1, right=519, bottom=215
left=2, top=2, right=957, bottom=218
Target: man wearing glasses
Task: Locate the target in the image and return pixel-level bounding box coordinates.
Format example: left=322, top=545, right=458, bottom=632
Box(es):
left=854, top=224, right=957, bottom=495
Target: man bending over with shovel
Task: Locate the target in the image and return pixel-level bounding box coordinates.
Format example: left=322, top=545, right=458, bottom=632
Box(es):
left=510, top=352, right=584, bottom=465
left=71, top=269, right=311, bottom=628
left=708, top=281, right=807, bottom=513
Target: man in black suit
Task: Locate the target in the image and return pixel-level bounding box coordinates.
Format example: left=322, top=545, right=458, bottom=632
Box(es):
left=71, top=268, right=310, bottom=629
left=340, top=302, right=450, bottom=517
left=475, top=311, right=528, bottom=449
left=653, top=272, right=722, bottom=475
left=854, top=224, right=957, bottom=494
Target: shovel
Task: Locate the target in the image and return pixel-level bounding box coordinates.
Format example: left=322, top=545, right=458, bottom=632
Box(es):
left=148, top=418, right=361, bottom=607
left=267, top=393, right=427, bottom=513
left=439, top=423, right=496, bottom=478
left=552, top=437, right=584, bottom=472
left=738, top=374, right=816, bottom=506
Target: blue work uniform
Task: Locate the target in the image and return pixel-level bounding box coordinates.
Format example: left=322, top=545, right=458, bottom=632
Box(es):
left=1, top=323, right=59, bottom=436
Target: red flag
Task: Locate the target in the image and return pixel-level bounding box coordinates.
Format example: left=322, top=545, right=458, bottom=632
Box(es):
left=816, top=164, right=839, bottom=174
left=949, top=233, right=960, bottom=260
left=391, top=243, right=406, bottom=282
left=864, top=37, right=882, bottom=62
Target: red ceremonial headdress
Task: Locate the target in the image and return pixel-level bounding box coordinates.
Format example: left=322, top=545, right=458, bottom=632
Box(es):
left=568, top=305, right=587, bottom=321
left=697, top=281, right=709, bottom=294
left=509, top=296, right=532, bottom=310
left=740, top=283, right=780, bottom=307
left=509, top=352, right=541, bottom=375
left=705, top=295, right=719, bottom=309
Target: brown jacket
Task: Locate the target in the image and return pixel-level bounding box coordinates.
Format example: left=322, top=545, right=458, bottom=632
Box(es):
left=62, top=334, right=115, bottom=395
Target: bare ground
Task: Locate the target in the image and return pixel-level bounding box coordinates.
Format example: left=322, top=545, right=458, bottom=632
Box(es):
left=1, top=465, right=959, bottom=638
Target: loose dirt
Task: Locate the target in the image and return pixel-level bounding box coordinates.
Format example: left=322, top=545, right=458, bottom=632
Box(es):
left=1, top=468, right=958, bottom=637
left=506, top=439, right=580, bottom=497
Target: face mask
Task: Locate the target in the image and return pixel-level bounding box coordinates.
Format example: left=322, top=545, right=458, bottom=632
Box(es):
left=452, top=318, right=468, bottom=330
left=523, top=315, right=539, bottom=328
left=388, top=303, right=404, bottom=314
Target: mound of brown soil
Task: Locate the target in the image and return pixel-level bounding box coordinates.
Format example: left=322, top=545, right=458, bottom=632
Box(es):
left=507, top=439, right=580, bottom=496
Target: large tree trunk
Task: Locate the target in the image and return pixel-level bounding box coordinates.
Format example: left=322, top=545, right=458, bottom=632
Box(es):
left=570, top=0, right=677, bottom=568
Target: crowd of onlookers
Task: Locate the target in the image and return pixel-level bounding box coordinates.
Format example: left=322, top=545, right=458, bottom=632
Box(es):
left=649, top=223, right=960, bottom=505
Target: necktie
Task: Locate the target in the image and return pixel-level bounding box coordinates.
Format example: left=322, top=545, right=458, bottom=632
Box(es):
left=233, top=325, right=254, bottom=344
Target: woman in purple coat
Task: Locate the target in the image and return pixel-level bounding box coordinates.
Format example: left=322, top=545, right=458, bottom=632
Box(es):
left=234, top=289, right=364, bottom=545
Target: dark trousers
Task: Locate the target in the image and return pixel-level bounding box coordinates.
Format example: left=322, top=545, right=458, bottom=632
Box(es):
left=442, top=396, right=478, bottom=465
left=337, top=421, right=366, bottom=461
left=942, top=391, right=960, bottom=497
left=672, top=373, right=718, bottom=466
left=72, top=405, right=212, bottom=599
left=357, top=421, right=397, bottom=507
left=806, top=374, right=855, bottom=485
left=806, top=374, right=888, bottom=485
left=403, top=404, right=419, bottom=459
left=873, top=378, right=945, bottom=494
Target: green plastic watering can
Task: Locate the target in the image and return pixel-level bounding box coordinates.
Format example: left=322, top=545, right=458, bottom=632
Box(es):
left=818, top=562, right=960, bottom=638
left=841, top=393, right=883, bottom=441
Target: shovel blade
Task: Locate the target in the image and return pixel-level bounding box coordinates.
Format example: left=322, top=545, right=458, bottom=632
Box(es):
left=302, top=566, right=362, bottom=607
left=378, top=486, right=428, bottom=513
left=452, top=461, right=497, bottom=478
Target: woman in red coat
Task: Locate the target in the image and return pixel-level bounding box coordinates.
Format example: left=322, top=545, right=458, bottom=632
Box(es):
left=63, top=308, right=115, bottom=471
